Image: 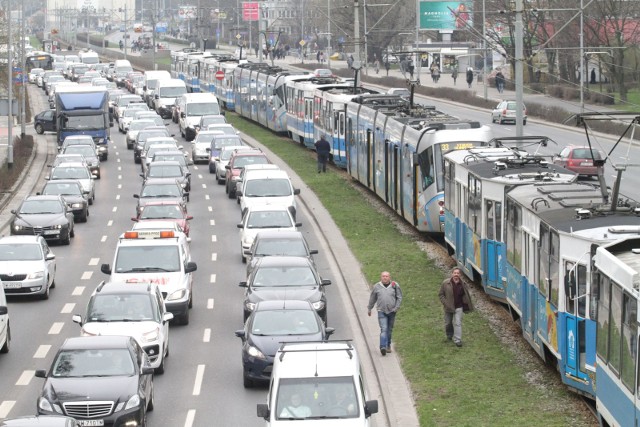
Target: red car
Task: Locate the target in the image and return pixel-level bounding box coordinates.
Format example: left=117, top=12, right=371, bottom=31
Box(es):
left=132, top=201, right=193, bottom=236
left=552, top=145, right=605, bottom=178
left=225, top=149, right=270, bottom=199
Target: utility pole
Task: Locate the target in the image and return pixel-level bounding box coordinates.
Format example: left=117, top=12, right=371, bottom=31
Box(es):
left=327, top=0, right=331, bottom=67
left=482, top=0, right=487, bottom=100
left=515, top=0, right=523, bottom=137
left=20, top=0, right=26, bottom=139
left=8, top=0, right=13, bottom=168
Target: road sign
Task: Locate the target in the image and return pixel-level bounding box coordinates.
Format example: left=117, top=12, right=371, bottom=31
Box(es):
left=299, top=40, right=306, bottom=47
left=236, top=34, right=242, bottom=40
left=215, top=71, right=224, bottom=81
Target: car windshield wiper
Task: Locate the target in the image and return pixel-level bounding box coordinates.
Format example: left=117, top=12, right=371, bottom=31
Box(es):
left=125, top=267, right=173, bottom=272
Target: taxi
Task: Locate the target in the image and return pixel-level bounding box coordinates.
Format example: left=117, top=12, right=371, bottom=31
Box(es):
left=100, top=229, right=197, bottom=325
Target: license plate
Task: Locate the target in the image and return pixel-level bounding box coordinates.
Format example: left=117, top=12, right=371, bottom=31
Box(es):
left=78, top=420, right=104, bottom=426
left=3, top=282, right=22, bottom=289
left=43, top=230, right=59, bottom=235
left=580, top=161, right=593, bottom=166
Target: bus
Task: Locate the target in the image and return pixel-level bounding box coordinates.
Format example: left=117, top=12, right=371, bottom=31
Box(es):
left=26, top=51, right=54, bottom=71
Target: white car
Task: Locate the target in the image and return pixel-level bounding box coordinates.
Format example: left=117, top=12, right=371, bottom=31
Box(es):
left=0, top=285, right=8, bottom=353
left=72, top=281, right=173, bottom=373
left=0, top=235, right=56, bottom=300
left=119, top=104, right=150, bottom=133
left=238, top=168, right=300, bottom=218
left=237, top=205, right=300, bottom=263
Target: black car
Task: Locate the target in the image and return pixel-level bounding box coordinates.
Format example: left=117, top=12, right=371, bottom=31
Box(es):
left=240, top=256, right=331, bottom=323
left=134, top=177, right=189, bottom=216
left=35, top=336, right=154, bottom=426
left=142, top=161, right=191, bottom=192
left=34, top=109, right=56, bottom=135
left=245, top=230, right=318, bottom=277
left=235, top=300, right=334, bottom=388
left=10, top=195, right=75, bottom=245
left=0, top=415, right=80, bottom=426
left=39, top=180, right=90, bottom=223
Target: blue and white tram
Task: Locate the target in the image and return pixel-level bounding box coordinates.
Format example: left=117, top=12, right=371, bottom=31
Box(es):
left=185, top=52, right=212, bottom=92
left=232, top=62, right=271, bottom=123
left=200, top=56, right=219, bottom=94
left=215, top=58, right=242, bottom=111
left=593, top=236, right=640, bottom=427
left=345, top=94, right=493, bottom=233
left=287, top=78, right=340, bottom=147
left=170, top=48, right=200, bottom=80
left=443, top=140, right=578, bottom=300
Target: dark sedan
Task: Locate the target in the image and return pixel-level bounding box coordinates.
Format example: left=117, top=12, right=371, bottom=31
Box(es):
left=235, top=300, right=334, bottom=388
left=245, top=230, right=318, bottom=276
left=133, top=177, right=189, bottom=216
left=240, top=256, right=331, bottom=323
left=35, top=336, right=154, bottom=426
left=10, top=195, right=75, bottom=245
left=34, top=109, right=56, bottom=134
left=142, top=160, right=191, bottom=192
left=40, top=180, right=89, bottom=223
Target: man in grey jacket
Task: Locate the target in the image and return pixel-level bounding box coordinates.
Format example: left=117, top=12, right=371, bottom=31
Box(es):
left=367, top=271, right=403, bottom=356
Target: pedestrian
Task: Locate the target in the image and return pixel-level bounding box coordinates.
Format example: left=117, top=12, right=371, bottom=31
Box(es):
left=316, top=50, right=321, bottom=63
left=367, top=271, right=403, bottom=356
left=433, top=66, right=440, bottom=83
left=319, top=51, right=324, bottom=63
left=408, top=58, right=414, bottom=79
left=438, top=267, right=474, bottom=347
left=399, top=58, right=407, bottom=78
left=374, top=58, right=380, bottom=74
left=495, top=70, right=505, bottom=93
left=384, top=60, right=390, bottom=76
left=466, top=67, right=474, bottom=88
left=451, top=68, right=458, bottom=85
left=314, top=135, right=331, bottom=173
left=430, top=66, right=436, bottom=83
left=347, top=54, right=354, bottom=69
left=119, top=39, right=124, bottom=51
left=590, top=68, right=596, bottom=84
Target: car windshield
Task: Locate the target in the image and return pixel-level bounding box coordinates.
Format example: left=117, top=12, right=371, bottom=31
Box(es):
left=141, top=184, right=181, bottom=198
left=213, top=137, right=241, bottom=149
left=55, top=155, right=85, bottom=165
left=194, top=133, right=220, bottom=144
left=114, top=245, right=181, bottom=272
left=573, top=148, right=603, bottom=160
left=64, top=146, right=96, bottom=157
left=186, top=102, right=220, bottom=116
left=201, top=116, right=226, bottom=126
left=158, top=87, right=187, bottom=97
left=43, top=182, right=82, bottom=196
left=233, top=156, right=269, bottom=168
left=246, top=211, right=293, bottom=228
left=251, top=309, right=320, bottom=336
left=148, top=165, right=183, bottom=178
left=255, top=239, right=307, bottom=257
left=51, top=167, right=90, bottom=180
left=275, top=377, right=359, bottom=420
left=208, top=126, right=236, bottom=135
left=64, top=137, right=93, bottom=146
left=245, top=179, right=292, bottom=197
left=140, top=204, right=184, bottom=219
left=154, top=155, right=186, bottom=166
left=139, top=130, right=170, bottom=142
left=19, top=200, right=63, bottom=214
left=147, top=146, right=178, bottom=158
left=252, top=266, right=316, bottom=287
left=129, top=121, right=156, bottom=131
left=0, top=243, right=42, bottom=261
left=52, top=349, right=135, bottom=377
left=88, top=294, right=158, bottom=322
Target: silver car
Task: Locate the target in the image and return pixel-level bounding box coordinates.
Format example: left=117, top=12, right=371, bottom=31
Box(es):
left=0, top=235, right=56, bottom=300
left=47, top=162, right=96, bottom=205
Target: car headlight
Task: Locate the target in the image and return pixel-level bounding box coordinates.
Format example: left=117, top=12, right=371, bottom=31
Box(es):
left=71, top=203, right=83, bottom=208
left=166, top=288, right=187, bottom=301
left=52, top=224, right=62, bottom=230
left=247, top=345, right=266, bottom=359
left=38, top=397, right=62, bottom=414
left=13, top=224, right=23, bottom=231
left=27, top=271, right=44, bottom=279
left=312, top=300, right=326, bottom=311
left=142, top=326, right=160, bottom=343
left=124, top=394, right=141, bottom=410
left=244, top=301, right=256, bottom=312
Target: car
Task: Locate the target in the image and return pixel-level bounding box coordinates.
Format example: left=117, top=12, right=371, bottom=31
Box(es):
left=235, top=164, right=281, bottom=202
left=133, top=201, right=193, bottom=236
left=59, top=134, right=96, bottom=152
left=207, top=134, right=244, bottom=173
left=225, top=149, right=271, bottom=199
left=131, top=220, right=190, bottom=239
left=386, top=87, right=411, bottom=100
left=552, top=145, right=605, bottom=178
left=204, top=123, right=238, bottom=136
left=382, top=53, right=399, bottom=64
left=34, top=109, right=57, bottom=134
left=40, top=179, right=90, bottom=222
left=234, top=300, right=334, bottom=387
left=126, top=119, right=158, bottom=149
left=47, top=162, right=96, bottom=204
left=72, top=281, right=173, bottom=373
left=0, top=283, right=8, bottom=353
left=238, top=206, right=301, bottom=263
left=313, top=68, right=334, bottom=78
left=214, top=145, right=251, bottom=184
left=238, top=168, right=300, bottom=218
left=134, top=126, right=173, bottom=163
left=142, top=142, right=182, bottom=174
left=195, top=114, right=227, bottom=133
left=35, top=336, right=154, bottom=425
left=113, top=94, right=145, bottom=123
left=28, top=67, right=45, bottom=84
left=143, top=160, right=191, bottom=192
left=10, top=195, right=75, bottom=245
left=491, top=100, right=527, bottom=125
left=245, top=230, right=318, bottom=277
left=134, top=177, right=189, bottom=216
left=151, top=151, right=193, bottom=171
left=0, top=236, right=56, bottom=300
left=118, top=103, right=150, bottom=133
left=0, top=415, right=80, bottom=426
left=191, top=130, right=224, bottom=164
left=50, top=154, right=88, bottom=168
left=240, top=256, right=331, bottom=323
left=61, top=144, right=101, bottom=178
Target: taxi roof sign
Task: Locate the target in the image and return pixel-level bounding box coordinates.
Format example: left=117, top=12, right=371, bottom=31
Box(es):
left=123, top=230, right=175, bottom=239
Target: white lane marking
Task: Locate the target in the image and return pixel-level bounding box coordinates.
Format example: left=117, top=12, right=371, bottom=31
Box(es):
left=118, top=166, right=122, bottom=171
left=209, top=219, right=215, bottom=226
left=208, top=206, right=213, bottom=212
left=89, top=258, right=99, bottom=266
left=72, top=286, right=85, bottom=296
left=61, top=303, right=75, bottom=314
left=193, top=365, right=205, bottom=395
left=184, top=409, right=196, bottom=427
left=202, top=183, right=207, bottom=189
left=117, top=158, right=121, bottom=163
left=205, top=194, right=210, bottom=200
left=211, top=253, right=217, bottom=261
left=198, top=174, right=203, bottom=179
left=118, top=184, right=122, bottom=189
left=193, top=165, right=199, bottom=170
left=211, top=235, right=217, bottom=242
left=203, top=328, right=211, bottom=342
left=112, top=207, right=117, bottom=212
left=0, top=401, right=15, bottom=418
left=34, top=345, right=51, bottom=359
left=81, top=271, right=93, bottom=280
left=118, top=174, right=122, bottom=180
left=101, top=235, right=107, bottom=242
left=48, top=322, right=64, bottom=334
left=207, top=299, right=214, bottom=309
left=16, top=370, right=34, bottom=386
left=116, top=152, right=120, bottom=155
left=210, top=274, right=216, bottom=283
left=107, top=220, right=113, bottom=226
left=116, top=195, right=120, bottom=200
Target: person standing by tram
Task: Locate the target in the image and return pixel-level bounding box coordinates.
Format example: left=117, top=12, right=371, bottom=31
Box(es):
left=314, top=135, right=331, bottom=173
left=438, top=267, right=474, bottom=347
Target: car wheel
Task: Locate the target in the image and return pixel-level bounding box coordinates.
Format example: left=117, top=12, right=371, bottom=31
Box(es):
left=523, top=119, right=527, bottom=126
left=134, top=156, right=141, bottom=164
left=80, top=209, right=88, bottom=223
left=188, top=291, right=193, bottom=309
left=155, top=355, right=165, bottom=375
left=35, top=123, right=44, bottom=134
left=147, top=383, right=155, bottom=411
left=0, top=323, right=10, bottom=353
left=228, top=188, right=235, bottom=199
left=209, top=164, right=215, bottom=174
left=243, top=370, right=254, bottom=388
left=217, top=177, right=224, bottom=185
left=61, top=231, right=71, bottom=245
left=70, top=225, right=75, bottom=238
left=50, top=277, right=56, bottom=289
left=40, top=281, right=50, bottom=300
left=127, top=142, right=133, bottom=149
left=140, top=407, right=148, bottom=427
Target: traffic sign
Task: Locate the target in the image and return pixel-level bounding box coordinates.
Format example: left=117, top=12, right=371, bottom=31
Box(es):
left=215, top=71, right=224, bottom=81
left=299, top=40, right=306, bottom=47
left=236, top=34, right=242, bottom=40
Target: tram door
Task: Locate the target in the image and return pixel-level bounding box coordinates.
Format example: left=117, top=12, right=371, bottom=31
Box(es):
left=563, top=260, right=590, bottom=383
left=304, top=99, right=313, bottom=143
left=454, top=182, right=467, bottom=265
left=335, top=112, right=345, bottom=164
left=366, top=129, right=373, bottom=188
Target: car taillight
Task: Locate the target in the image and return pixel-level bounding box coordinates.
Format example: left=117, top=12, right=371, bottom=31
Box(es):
left=502, top=109, right=507, bottom=115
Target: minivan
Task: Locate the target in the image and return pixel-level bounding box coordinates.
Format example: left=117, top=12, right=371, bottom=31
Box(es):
left=154, top=78, right=188, bottom=119
left=177, top=93, right=221, bottom=141
left=238, top=169, right=300, bottom=219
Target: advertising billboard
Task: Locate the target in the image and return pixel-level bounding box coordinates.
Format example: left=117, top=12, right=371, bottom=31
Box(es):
left=243, top=2, right=259, bottom=21
left=419, top=1, right=473, bottom=31
left=178, top=6, right=197, bottom=20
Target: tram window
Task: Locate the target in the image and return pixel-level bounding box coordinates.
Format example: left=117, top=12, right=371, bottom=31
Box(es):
left=577, top=264, right=587, bottom=318
left=621, top=293, right=637, bottom=392
left=538, top=223, right=550, bottom=297
left=444, top=161, right=453, bottom=211
left=564, top=262, right=577, bottom=314
left=467, top=176, right=481, bottom=233
left=550, top=231, right=560, bottom=307
left=595, top=275, right=610, bottom=360
left=506, top=199, right=522, bottom=273
left=417, top=147, right=435, bottom=190
left=486, top=200, right=494, bottom=240
left=609, top=284, right=623, bottom=375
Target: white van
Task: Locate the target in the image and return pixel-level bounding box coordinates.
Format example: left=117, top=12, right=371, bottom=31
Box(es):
left=78, top=50, right=99, bottom=65
left=177, top=93, right=221, bottom=141
left=257, top=341, right=378, bottom=426
left=238, top=168, right=300, bottom=218
left=143, top=70, right=171, bottom=107
left=154, top=78, right=187, bottom=119
left=113, top=59, right=134, bottom=87
left=0, top=285, right=10, bottom=354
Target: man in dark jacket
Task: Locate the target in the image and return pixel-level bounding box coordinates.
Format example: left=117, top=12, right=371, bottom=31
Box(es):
left=439, top=267, right=474, bottom=347
left=314, top=135, right=331, bottom=173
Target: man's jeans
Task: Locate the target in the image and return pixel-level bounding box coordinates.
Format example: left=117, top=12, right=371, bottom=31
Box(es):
left=444, top=308, right=463, bottom=344
left=377, top=311, right=396, bottom=349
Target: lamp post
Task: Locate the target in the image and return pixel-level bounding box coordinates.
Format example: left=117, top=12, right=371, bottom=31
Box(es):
left=203, top=37, right=208, bottom=51
left=327, top=0, right=331, bottom=67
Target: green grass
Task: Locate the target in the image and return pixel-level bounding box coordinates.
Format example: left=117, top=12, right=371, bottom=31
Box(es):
left=227, top=115, right=595, bottom=427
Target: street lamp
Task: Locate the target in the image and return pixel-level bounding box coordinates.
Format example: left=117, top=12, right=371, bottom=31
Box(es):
left=203, top=38, right=208, bottom=51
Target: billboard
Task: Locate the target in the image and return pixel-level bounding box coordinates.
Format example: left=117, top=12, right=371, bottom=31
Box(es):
left=178, top=6, right=197, bottom=20
left=419, top=1, right=473, bottom=31
left=243, top=2, right=259, bottom=21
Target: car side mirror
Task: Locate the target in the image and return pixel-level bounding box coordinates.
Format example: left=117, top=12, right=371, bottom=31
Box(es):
left=46, top=253, right=55, bottom=260
left=293, top=188, right=300, bottom=195
left=364, top=400, right=379, bottom=417
left=295, top=223, right=302, bottom=227
left=237, top=223, right=244, bottom=229
left=133, top=194, right=140, bottom=199
left=181, top=112, right=185, bottom=118
left=72, top=314, right=82, bottom=325
left=325, top=327, right=335, bottom=336
left=310, top=249, right=318, bottom=255
left=234, top=330, right=246, bottom=339
left=131, top=217, right=139, bottom=222
left=239, top=281, right=247, bottom=288
left=35, top=369, right=47, bottom=379
left=185, top=261, right=197, bottom=273
left=141, top=366, right=155, bottom=375
left=257, top=403, right=270, bottom=420
left=321, top=279, right=332, bottom=286
left=225, top=165, right=231, bottom=169
left=0, top=306, right=7, bottom=315
left=163, top=312, right=174, bottom=322
left=100, top=263, right=112, bottom=275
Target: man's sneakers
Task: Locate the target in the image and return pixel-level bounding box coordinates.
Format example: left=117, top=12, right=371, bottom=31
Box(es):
left=455, top=341, right=463, bottom=348
left=386, top=347, right=392, bottom=353
left=380, top=347, right=387, bottom=356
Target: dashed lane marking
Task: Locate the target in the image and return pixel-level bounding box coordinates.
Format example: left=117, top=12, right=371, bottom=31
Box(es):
left=89, top=258, right=99, bottom=266
left=101, top=235, right=107, bottom=242
left=116, top=195, right=120, bottom=200
left=118, top=166, right=122, bottom=171
left=118, top=184, right=122, bottom=189
left=193, top=365, right=205, bottom=395
left=118, top=175, right=122, bottom=180
left=210, top=220, right=215, bottom=226
left=61, top=303, right=75, bottom=313
left=72, top=286, right=85, bottom=296
left=81, top=271, right=93, bottom=280
left=184, top=409, right=196, bottom=427
left=198, top=174, right=203, bottom=179
left=0, top=401, right=15, bottom=418
left=34, top=345, right=50, bottom=359
left=205, top=195, right=210, bottom=200
left=203, top=328, right=211, bottom=342
left=211, top=235, right=217, bottom=242
left=211, top=253, right=217, bottom=261
left=202, top=184, right=207, bottom=189
left=107, top=220, right=113, bottom=226
left=16, top=370, right=34, bottom=386
left=48, top=322, right=64, bottom=334
left=112, top=207, right=117, bottom=212
left=208, top=206, right=212, bottom=212
left=210, top=274, right=216, bottom=283
left=207, top=299, right=214, bottom=309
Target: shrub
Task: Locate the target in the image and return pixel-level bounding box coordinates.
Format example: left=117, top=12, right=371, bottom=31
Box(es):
left=0, top=135, right=34, bottom=191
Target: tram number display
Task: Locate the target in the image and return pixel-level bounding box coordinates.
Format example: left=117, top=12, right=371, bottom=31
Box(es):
left=440, top=142, right=477, bottom=152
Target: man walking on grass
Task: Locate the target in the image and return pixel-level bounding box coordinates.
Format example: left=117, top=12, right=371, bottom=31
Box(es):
left=368, top=271, right=403, bottom=356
